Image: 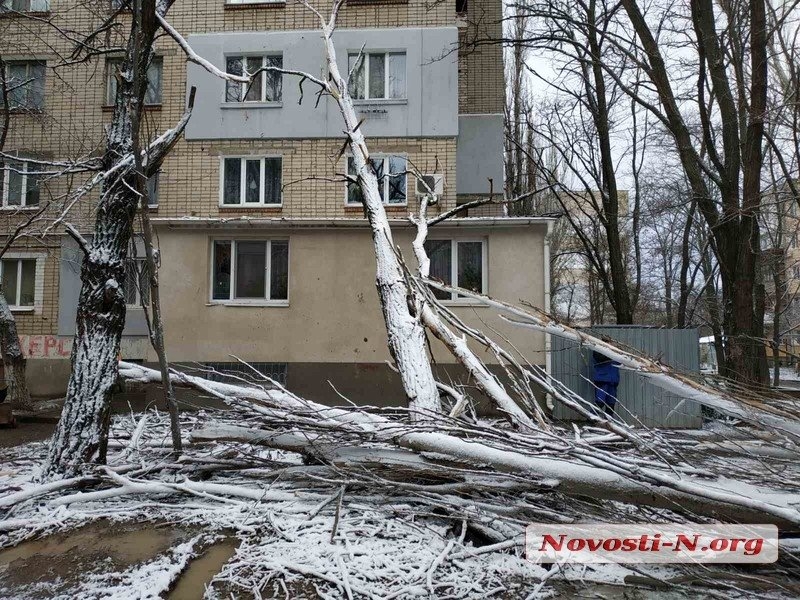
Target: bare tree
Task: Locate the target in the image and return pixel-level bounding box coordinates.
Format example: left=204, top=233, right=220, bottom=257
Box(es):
left=615, top=0, right=770, bottom=383
left=44, top=0, right=191, bottom=478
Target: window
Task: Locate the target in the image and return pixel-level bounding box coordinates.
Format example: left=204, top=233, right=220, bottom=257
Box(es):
left=348, top=52, right=406, bottom=100
left=221, top=157, right=282, bottom=206
left=225, top=0, right=283, bottom=4
left=1, top=61, right=45, bottom=110
left=146, top=172, right=159, bottom=207
left=211, top=239, right=289, bottom=303
left=202, top=362, right=287, bottom=386
left=423, top=239, right=486, bottom=300
left=124, top=257, right=150, bottom=307
left=225, top=55, right=283, bottom=103
left=0, top=258, right=36, bottom=308
left=346, top=155, right=406, bottom=205
left=1, top=157, right=40, bottom=207
left=106, top=57, right=163, bottom=106
left=0, top=0, right=49, bottom=12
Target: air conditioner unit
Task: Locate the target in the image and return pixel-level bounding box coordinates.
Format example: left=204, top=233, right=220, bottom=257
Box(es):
left=415, top=174, right=444, bottom=197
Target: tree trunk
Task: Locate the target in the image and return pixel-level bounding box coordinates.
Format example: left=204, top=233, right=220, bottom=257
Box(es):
left=322, top=26, right=441, bottom=418
left=773, top=255, right=782, bottom=387
left=43, top=0, right=172, bottom=479
left=0, top=289, right=32, bottom=411
left=139, top=205, right=182, bottom=452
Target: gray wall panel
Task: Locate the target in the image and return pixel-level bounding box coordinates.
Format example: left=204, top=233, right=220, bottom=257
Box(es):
left=58, top=237, right=150, bottom=338
left=456, top=114, right=504, bottom=194
left=185, top=28, right=459, bottom=140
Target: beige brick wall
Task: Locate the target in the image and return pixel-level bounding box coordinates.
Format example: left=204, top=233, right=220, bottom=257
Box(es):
left=0, top=239, right=60, bottom=336
left=0, top=0, right=501, bottom=339
left=458, top=0, right=504, bottom=114
left=155, top=136, right=457, bottom=219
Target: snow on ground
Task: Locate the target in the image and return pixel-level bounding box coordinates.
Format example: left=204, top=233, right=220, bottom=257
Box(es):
left=779, top=367, right=800, bottom=383
left=1, top=411, right=798, bottom=599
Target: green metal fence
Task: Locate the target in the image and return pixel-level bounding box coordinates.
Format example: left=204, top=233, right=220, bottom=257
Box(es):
left=551, top=326, right=703, bottom=429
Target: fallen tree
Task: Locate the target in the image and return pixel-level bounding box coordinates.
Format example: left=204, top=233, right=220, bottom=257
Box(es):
left=118, top=361, right=800, bottom=527
left=424, top=281, right=800, bottom=445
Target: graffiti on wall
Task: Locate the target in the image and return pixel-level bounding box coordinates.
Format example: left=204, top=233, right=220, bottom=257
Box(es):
left=18, top=335, right=148, bottom=359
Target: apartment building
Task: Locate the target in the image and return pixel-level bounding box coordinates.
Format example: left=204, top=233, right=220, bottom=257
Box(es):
left=1, top=0, right=552, bottom=402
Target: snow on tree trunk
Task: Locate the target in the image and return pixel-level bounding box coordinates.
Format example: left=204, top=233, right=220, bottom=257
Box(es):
left=410, top=199, right=538, bottom=429
left=43, top=186, right=140, bottom=478
left=321, top=24, right=440, bottom=419
left=0, top=289, right=32, bottom=411
left=43, top=0, right=181, bottom=479
left=139, top=200, right=182, bottom=452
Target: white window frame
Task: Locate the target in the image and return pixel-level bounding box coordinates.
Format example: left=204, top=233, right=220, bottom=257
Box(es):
left=345, top=154, right=408, bottom=207
left=224, top=54, right=283, bottom=104
left=146, top=171, right=159, bottom=208
left=219, top=156, right=283, bottom=207
left=3, top=60, right=46, bottom=110
left=209, top=238, right=290, bottom=306
left=1, top=158, right=40, bottom=209
left=105, top=56, right=163, bottom=106
left=0, top=0, right=50, bottom=13
left=426, top=238, right=488, bottom=303
left=124, top=256, right=148, bottom=308
left=0, top=253, right=43, bottom=311
left=348, top=51, right=407, bottom=101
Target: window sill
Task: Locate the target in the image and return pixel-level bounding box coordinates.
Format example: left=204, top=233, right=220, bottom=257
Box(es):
left=346, top=0, right=409, bottom=6
left=345, top=202, right=408, bottom=209
left=208, top=300, right=289, bottom=307
left=352, top=98, right=407, bottom=106
left=219, top=204, right=283, bottom=209
left=439, top=299, right=489, bottom=307
left=221, top=102, right=283, bottom=109
left=9, top=306, right=34, bottom=313
left=102, top=104, right=163, bottom=112
left=0, top=11, right=50, bottom=19
left=223, top=1, right=286, bottom=10
left=0, top=108, right=45, bottom=115
left=0, top=205, right=41, bottom=211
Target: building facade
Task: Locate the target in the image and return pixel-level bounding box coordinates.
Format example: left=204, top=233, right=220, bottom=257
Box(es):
left=1, top=0, right=551, bottom=402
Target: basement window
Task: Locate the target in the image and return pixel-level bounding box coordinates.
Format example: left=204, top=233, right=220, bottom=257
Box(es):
left=202, top=362, right=288, bottom=386
left=423, top=239, right=486, bottom=300
left=211, top=239, right=289, bottom=303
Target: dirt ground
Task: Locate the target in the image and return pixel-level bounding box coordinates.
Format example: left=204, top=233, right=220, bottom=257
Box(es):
left=0, top=521, right=239, bottom=599
left=0, top=421, right=55, bottom=448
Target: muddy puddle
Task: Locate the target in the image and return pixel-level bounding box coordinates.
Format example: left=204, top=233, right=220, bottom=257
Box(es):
left=168, top=538, right=239, bottom=599
left=0, top=520, right=240, bottom=598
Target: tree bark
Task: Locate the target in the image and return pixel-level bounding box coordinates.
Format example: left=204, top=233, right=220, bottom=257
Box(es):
left=139, top=204, right=182, bottom=452
left=621, top=0, right=767, bottom=383
left=321, top=23, right=441, bottom=418
left=43, top=0, right=183, bottom=479
left=0, top=289, right=32, bottom=411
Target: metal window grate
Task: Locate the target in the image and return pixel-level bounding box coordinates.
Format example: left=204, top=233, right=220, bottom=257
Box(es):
left=202, top=362, right=287, bottom=386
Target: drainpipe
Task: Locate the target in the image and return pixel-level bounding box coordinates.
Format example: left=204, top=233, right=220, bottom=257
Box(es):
left=544, top=220, right=554, bottom=411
